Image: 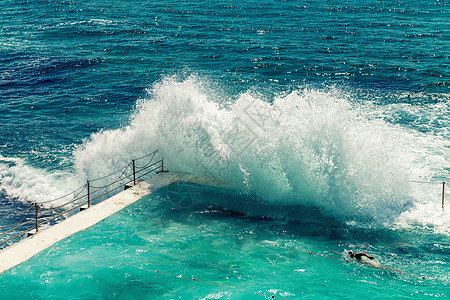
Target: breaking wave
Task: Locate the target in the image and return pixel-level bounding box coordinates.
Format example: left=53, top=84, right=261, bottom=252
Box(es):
left=1, top=75, right=448, bottom=231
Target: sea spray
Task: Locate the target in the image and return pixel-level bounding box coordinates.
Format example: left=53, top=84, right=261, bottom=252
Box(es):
left=73, top=76, right=415, bottom=223
left=0, top=76, right=447, bottom=230
left=0, top=155, right=80, bottom=207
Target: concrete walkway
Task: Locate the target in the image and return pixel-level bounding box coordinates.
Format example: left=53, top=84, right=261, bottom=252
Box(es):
left=0, top=172, right=220, bottom=274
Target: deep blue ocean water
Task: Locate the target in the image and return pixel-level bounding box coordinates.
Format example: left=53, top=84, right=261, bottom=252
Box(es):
left=0, top=0, right=449, bottom=298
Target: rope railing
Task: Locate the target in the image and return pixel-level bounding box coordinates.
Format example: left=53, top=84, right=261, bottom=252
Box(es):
left=38, top=183, right=88, bottom=205
left=37, top=188, right=88, bottom=220
left=0, top=204, right=35, bottom=229
left=134, top=151, right=159, bottom=169
left=0, top=150, right=165, bottom=249
left=89, top=171, right=134, bottom=191
left=133, top=149, right=159, bottom=162
left=136, top=164, right=163, bottom=180
left=87, top=162, right=133, bottom=183
left=411, top=180, right=447, bottom=208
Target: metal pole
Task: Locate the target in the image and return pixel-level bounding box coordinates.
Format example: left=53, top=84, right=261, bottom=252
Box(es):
left=161, top=158, right=164, bottom=172
left=132, top=159, right=136, bottom=185
left=35, top=203, right=39, bottom=233
left=442, top=182, right=446, bottom=209
left=87, top=180, right=91, bottom=208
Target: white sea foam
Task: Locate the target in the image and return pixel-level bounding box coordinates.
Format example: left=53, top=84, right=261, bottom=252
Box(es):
left=0, top=155, right=82, bottom=208
left=1, top=76, right=448, bottom=232
left=73, top=76, right=436, bottom=224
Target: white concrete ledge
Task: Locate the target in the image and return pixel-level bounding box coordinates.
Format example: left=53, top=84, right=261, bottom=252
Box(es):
left=0, top=172, right=224, bottom=274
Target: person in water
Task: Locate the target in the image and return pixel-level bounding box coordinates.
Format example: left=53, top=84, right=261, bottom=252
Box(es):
left=348, top=251, right=375, bottom=260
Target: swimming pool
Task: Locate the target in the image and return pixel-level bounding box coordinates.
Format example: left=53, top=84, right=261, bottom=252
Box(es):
left=0, top=183, right=448, bottom=299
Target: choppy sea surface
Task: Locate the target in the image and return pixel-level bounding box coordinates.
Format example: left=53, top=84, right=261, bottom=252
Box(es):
left=0, top=0, right=449, bottom=298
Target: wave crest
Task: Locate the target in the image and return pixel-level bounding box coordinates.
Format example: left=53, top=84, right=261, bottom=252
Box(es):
left=74, top=76, right=416, bottom=223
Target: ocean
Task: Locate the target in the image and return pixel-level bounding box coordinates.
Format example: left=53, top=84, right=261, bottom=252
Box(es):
left=0, top=0, right=449, bottom=298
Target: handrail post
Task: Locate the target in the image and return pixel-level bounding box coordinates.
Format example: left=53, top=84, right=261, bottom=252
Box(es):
left=87, top=180, right=91, bottom=208
left=442, top=182, right=446, bottom=209
left=161, top=158, right=164, bottom=173
left=132, top=159, right=136, bottom=185
left=35, top=203, right=39, bottom=233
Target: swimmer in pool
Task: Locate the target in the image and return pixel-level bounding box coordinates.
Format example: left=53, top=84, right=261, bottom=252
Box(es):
left=348, top=251, right=375, bottom=260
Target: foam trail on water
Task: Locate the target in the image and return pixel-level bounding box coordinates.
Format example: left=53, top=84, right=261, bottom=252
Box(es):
left=0, top=155, right=82, bottom=208
left=73, top=75, right=436, bottom=225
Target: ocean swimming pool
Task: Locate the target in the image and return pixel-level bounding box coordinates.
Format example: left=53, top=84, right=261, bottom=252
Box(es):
left=1, top=0, right=449, bottom=298
left=0, top=183, right=448, bottom=299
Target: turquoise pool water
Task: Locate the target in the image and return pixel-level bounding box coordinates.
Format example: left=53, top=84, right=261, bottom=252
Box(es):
left=0, top=184, right=448, bottom=299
